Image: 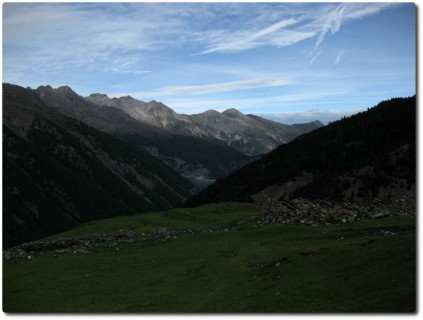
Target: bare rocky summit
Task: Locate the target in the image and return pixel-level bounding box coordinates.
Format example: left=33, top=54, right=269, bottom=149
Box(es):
left=86, top=93, right=323, bottom=156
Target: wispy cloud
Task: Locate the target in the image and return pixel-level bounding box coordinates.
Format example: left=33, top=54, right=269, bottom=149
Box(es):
left=198, top=18, right=304, bottom=54
left=311, top=3, right=398, bottom=53
left=4, top=2, right=401, bottom=81
left=312, top=5, right=345, bottom=53
left=335, top=50, right=345, bottom=65
left=309, top=49, right=323, bottom=66
left=197, top=3, right=398, bottom=55
left=3, top=3, right=200, bottom=80
left=111, top=79, right=292, bottom=98
left=3, top=2, right=413, bottom=111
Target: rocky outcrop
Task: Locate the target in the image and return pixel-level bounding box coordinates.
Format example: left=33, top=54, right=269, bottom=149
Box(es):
left=260, top=193, right=415, bottom=226
left=4, top=230, right=137, bottom=259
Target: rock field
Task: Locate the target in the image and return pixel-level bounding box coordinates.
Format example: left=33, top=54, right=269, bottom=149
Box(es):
left=259, top=193, right=415, bottom=226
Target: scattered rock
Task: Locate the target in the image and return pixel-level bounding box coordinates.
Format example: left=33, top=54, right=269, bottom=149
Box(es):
left=260, top=193, right=415, bottom=226
left=272, top=257, right=288, bottom=267
left=4, top=229, right=137, bottom=260
left=374, top=230, right=397, bottom=236
left=372, top=212, right=388, bottom=219
left=149, top=228, right=177, bottom=240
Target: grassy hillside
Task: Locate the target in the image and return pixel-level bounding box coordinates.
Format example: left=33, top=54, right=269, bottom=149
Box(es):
left=3, top=203, right=415, bottom=313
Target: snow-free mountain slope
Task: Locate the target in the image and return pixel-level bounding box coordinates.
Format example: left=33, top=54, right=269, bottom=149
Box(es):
left=34, top=85, right=248, bottom=180
left=86, top=93, right=323, bottom=156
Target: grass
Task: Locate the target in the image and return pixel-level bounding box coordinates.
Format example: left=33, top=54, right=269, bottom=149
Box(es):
left=3, top=202, right=416, bottom=313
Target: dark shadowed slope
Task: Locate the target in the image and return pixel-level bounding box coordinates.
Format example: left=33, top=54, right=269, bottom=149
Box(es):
left=3, top=83, right=193, bottom=247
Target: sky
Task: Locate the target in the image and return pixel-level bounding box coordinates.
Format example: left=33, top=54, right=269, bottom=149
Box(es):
left=3, top=2, right=416, bottom=124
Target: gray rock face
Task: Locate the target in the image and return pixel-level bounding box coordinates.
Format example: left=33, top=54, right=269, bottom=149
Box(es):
left=86, top=94, right=205, bottom=138
left=36, top=85, right=166, bottom=139
left=86, top=94, right=323, bottom=156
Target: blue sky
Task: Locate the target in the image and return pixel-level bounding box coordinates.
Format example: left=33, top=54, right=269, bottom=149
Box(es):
left=3, top=2, right=416, bottom=124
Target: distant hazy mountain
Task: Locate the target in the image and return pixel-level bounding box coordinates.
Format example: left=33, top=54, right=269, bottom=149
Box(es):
left=86, top=94, right=323, bottom=156
left=33, top=85, right=249, bottom=180
left=3, top=83, right=193, bottom=247
left=186, top=96, right=416, bottom=206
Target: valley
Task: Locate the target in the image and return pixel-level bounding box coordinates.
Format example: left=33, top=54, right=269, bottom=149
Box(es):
left=183, top=175, right=216, bottom=193
left=3, top=2, right=416, bottom=314
left=2, top=83, right=321, bottom=247
left=2, top=90, right=417, bottom=313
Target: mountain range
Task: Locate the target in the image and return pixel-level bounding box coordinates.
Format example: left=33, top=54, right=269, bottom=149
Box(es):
left=35, top=85, right=245, bottom=181
left=85, top=93, right=322, bottom=156
left=34, top=85, right=321, bottom=180
left=3, top=83, right=322, bottom=247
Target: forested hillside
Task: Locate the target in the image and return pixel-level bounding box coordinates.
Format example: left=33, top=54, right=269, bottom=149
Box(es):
left=186, top=96, right=416, bottom=206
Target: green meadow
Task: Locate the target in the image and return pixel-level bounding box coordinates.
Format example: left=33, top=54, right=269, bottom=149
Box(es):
left=3, top=202, right=415, bottom=313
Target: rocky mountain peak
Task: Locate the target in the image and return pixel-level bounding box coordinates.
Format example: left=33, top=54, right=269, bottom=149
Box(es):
left=35, top=85, right=54, bottom=98
left=56, top=84, right=324, bottom=156
left=36, top=85, right=78, bottom=98
left=36, top=85, right=81, bottom=103
left=36, top=85, right=53, bottom=92
left=222, top=108, right=243, bottom=118
left=148, top=100, right=168, bottom=108
left=120, top=95, right=136, bottom=101
left=201, top=109, right=221, bottom=116
left=85, top=89, right=323, bottom=156
left=54, top=85, right=79, bottom=98
left=85, top=93, right=112, bottom=106
left=88, top=93, right=110, bottom=99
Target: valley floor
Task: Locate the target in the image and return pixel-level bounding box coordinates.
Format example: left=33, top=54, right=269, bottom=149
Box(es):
left=3, top=202, right=415, bottom=313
